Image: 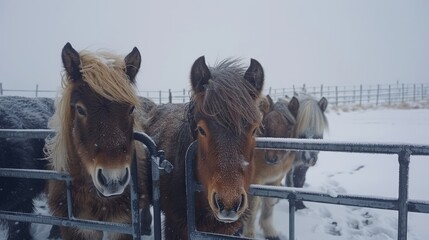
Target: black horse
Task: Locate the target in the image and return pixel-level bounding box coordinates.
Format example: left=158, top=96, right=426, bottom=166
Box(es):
left=0, top=96, right=54, bottom=240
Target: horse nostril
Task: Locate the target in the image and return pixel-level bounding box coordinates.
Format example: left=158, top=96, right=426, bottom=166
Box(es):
left=97, top=169, right=108, bottom=187
left=119, top=167, right=129, bottom=185
left=213, top=193, right=225, bottom=211
left=234, top=194, right=245, bottom=212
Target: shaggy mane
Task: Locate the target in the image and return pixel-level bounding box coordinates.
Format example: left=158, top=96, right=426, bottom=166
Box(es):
left=274, top=98, right=296, bottom=127
left=294, top=96, right=329, bottom=138
left=45, top=50, right=141, bottom=171
left=192, top=59, right=261, bottom=135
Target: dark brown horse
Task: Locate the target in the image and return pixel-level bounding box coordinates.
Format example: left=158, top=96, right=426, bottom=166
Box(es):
left=242, top=95, right=298, bottom=240
left=45, top=43, right=150, bottom=240
left=145, top=56, right=264, bottom=239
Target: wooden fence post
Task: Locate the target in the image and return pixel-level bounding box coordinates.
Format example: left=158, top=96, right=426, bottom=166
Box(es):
left=35, top=84, right=39, bottom=97
left=0, top=82, right=3, bottom=95
left=320, top=84, right=323, bottom=97
left=159, top=90, right=162, bottom=104
left=368, top=87, right=370, bottom=103
left=168, top=89, right=172, bottom=103
left=413, top=84, right=416, bottom=102
left=422, top=84, right=424, bottom=101
left=359, top=84, right=362, bottom=106
left=335, top=86, right=338, bottom=107
left=353, top=86, right=356, bottom=104
left=402, top=84, right=405, bottom=103
left=389, top=85, right=391, bottom=105
left=376, top=84, right=380, bottom=106
left=183, top=89, right=186, bottom=103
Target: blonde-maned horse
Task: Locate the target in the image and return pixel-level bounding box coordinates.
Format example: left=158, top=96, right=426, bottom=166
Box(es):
left=242, top=95, right=298, bottom=240
left=45, top=43, right=151, bottom=240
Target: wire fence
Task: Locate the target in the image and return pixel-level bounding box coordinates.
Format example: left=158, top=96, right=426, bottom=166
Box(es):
left=1, top=82, right=428, bottom=106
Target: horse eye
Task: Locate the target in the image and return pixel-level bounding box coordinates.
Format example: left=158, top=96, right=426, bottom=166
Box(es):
left=252, top=127, right=258, bottom=136
left=197, top=126, right=206, bottom=136
left=76, top=105, right=87, bottom=116
left=129, top=106, right=135, bottom=115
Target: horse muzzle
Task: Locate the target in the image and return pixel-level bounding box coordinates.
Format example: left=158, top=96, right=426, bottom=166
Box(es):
left=211, top=191, right=247, bottom=223
left=301, top=151, right=318, bottom=166
left=265, top=151, right=280, bottom=165
left=92, top=166, right=130, bottom=197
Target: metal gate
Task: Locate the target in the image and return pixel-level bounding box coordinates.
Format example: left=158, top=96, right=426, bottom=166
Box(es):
left=0, top=129, right=173, bottom=240
left=2, top=130, right=429, bottom=240
left=185, top=138, right=429, bottom=240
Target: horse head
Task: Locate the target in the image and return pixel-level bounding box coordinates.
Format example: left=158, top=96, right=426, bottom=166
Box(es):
left=60, top=43, right=141, bottom=197
left=189, top=56, right=264, bottom=222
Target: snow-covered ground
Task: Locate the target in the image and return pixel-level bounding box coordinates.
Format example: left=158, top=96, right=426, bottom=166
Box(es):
left=1, top=106, right=429, bottom=239
left=265, top=107, right=429, bottom=240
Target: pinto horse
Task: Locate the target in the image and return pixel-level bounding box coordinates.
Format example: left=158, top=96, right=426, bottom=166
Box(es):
left=45, top=43, right=150, bottom=240
left=286, top=94, right=329, bottom=210
left=242, top=95, right=298, bottom=240
left=0, top=96, right=54, bottom=240
left=145, top=56, right=264, bottom=239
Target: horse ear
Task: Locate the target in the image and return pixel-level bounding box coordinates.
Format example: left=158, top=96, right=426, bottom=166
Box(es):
left=288, top=96, right=299, bottom=118
left=266, top=95, right=274, bottom=110
left=244, top=59, right=264, bottom=99
left=124, top=47, right=141, bottom=84
left=62, top=42, right=81, bottom=81
left=258, top=95, right=270, bottom=116
left=190, top=56, right=211, bottom=93
left=319, top=97, right=328, bottom=112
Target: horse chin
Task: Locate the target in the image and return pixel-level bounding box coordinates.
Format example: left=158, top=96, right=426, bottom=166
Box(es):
left=214, top=212, right=240, bottom=223
left=94, top=185, right=125, bottom=198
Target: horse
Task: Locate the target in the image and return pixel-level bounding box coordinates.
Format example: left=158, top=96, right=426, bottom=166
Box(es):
left=45, top=43, right=151, bottom=240
left=242, top=95, right=298, bottom=240
left=145, top=56, right=264, bottom=239
left=285, top=94, right=329, bottom=210
left=0, top=96, right=54, bottom=240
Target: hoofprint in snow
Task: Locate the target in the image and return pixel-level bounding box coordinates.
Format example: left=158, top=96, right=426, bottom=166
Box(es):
left=1, top=107, right=428, bottom=240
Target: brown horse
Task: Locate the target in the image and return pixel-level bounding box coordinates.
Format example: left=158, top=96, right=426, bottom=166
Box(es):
left=45, top=43, right=150, bottom=240
left=242, top=95, right=298, bottom=240
left=145, top=56, right=264, bottom=239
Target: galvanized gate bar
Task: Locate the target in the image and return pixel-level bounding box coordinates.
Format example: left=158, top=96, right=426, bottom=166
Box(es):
left=248, top=185, right=398, bottom=210
left=408, top=201, right=429, bottom=213
left=0, top=210, right=134, bottom=234
left=134, top=131, right=173, bottom=240
left=0, top=168, right=71, bottom=180
left=185, top=141, right=198, bottom=239
left=0, top=129, right=54, bottom=138
left=256, top=137, right=429, bottom=155
left=398, top=150, right=411, bottom=240
left=189, top=231, right=253, bottom=240
left=129, top=150, right=141, bottom=238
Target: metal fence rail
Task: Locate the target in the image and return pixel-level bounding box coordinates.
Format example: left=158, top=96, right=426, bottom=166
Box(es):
left=2, top=130, right=429, bottom=240
left=0, top=129, right=172, bottom=240
left=185, top=138, right=429, bottom=240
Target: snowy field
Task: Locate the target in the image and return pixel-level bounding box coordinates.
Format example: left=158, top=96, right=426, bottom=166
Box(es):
left=1, top=106, right=429, bottom=240
left=265, top=106, right=429, bottom=240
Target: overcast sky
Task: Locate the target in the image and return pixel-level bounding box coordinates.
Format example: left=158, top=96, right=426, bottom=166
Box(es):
left=1, top=0, right=428, bottom=95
